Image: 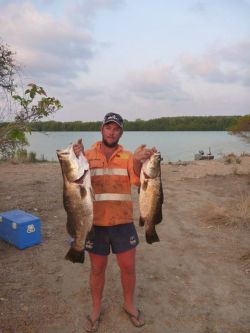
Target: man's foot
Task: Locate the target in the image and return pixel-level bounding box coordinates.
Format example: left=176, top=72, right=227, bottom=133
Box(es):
left=84, top=315, right=100, bottom=333
left=123, top=308, right=145, bottom=327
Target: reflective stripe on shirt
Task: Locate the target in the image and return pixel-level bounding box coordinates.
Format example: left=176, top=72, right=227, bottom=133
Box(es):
left=90, top=168, right=128, bottom=176
left=95, top=193, right=132, bottom=201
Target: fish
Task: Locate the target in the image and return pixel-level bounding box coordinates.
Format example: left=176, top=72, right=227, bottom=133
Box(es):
left=56, top=139, right=94, bottom=263
left=139, top=152, right=163, bottom=244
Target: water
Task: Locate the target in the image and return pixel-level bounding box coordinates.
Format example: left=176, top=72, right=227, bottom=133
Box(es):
left=25, top=131, right=250, bottom=162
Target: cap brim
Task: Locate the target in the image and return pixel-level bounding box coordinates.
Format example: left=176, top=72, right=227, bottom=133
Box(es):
left=102, top=120, right=123, bottom=128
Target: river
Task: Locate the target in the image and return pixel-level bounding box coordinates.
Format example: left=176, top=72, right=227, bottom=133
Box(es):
left=25, top=131, right=249, bottom=162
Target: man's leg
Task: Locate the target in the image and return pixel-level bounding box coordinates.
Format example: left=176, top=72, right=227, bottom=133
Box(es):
left=116, top=248, right=137, bottom=316
left=89, top=252, right=108, bottom=321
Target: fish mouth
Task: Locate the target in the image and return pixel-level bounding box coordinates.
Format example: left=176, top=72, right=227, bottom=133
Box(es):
left=74, top=169, right=89, bottom=184
left=143, top=170, right=159, bottom=179
left=143, top=171, right=151, bottom=179
left=153, top=152, right=162, bottom=161
left=56, top=150, right=70, bottom=159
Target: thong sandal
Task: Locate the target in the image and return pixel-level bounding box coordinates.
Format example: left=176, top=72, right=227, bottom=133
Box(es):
left=123, top=308, right=145, bottom=328
left=84, top=315, right=100, bottom=333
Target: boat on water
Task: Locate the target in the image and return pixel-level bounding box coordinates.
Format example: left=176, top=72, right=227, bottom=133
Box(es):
left=194, top=148, right=214, bottom=160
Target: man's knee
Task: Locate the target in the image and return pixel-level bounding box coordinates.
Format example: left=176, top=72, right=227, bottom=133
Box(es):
left=90, top=253, right=108, bottom=276
left=119, top=261, right=135, bottom=275
left=91, top=264, right=106, bottom=276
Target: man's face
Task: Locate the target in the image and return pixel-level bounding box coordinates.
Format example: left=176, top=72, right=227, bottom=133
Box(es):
left=101, top=122, right=123, bottom=148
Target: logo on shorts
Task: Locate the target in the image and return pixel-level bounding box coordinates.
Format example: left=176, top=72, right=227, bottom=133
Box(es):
left=130, top=236, right=137, bottom=245
left=85, top=240, right=94, bottom=249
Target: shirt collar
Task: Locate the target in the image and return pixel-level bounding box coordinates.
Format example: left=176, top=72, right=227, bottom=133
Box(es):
left=91, top=141, right=123, bottom=154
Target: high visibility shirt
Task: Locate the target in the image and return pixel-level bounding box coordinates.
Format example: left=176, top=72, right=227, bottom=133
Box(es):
left=85, top=141, right=139, bottom=227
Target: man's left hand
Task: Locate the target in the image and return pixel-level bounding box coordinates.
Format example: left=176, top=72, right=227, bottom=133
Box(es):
left=133, top=144, right=157, bottom=163
left=133, top=144, right=157, bottom=177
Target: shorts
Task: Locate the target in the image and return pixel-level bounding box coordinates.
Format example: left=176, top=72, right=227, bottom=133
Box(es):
left=85, top=223, right=139, bottom=256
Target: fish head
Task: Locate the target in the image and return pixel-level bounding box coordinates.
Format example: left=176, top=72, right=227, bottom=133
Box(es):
left=57, top=144, right=89, bottom=183
left=57, top=148, right=76, bottom=182
left=142, top=152, right=162, bottom=179
left=56, top=147, right=71, bottom=166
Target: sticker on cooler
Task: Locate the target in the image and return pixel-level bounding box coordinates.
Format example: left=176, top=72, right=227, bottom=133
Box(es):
left=27, top=224, right=36, bottom=233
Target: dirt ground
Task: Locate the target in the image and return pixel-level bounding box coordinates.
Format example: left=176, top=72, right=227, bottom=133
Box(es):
left=0, top=156, right=250, bottom=333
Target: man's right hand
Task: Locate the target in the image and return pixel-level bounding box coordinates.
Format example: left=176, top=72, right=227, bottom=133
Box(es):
left=73, top=139, right=84, bottom=158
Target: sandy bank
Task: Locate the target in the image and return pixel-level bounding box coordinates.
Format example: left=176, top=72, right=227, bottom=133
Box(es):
left=0, top=156, right=250, bottom=333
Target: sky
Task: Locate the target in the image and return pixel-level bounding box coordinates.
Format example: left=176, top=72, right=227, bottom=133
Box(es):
left=0, top=0, right=250, bottom=122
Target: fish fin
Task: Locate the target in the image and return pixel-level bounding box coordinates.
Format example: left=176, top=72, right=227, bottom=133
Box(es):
left=80, top=186, right=87, bottom=198
left=90, top=187, right=95, bottom=201
left=160, top=180, right=164, bottom=204
left=66, top=220, right=76, bottom=238
left=155, top=209, right=163, bottom=225
left=146, top=228, right=160, bottom=244
left=87, top=225, right=95, bottom=238
left=142, top=180, right=148, bottom=191
left=139, top=216, right=145, bottom=226
left=155, top=182, right=163, bottom=225
left=65, top=248, right=85, bottom=263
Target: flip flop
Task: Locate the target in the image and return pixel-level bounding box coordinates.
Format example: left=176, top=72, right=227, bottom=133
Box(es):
left=123, top=308, right=145, bottom=328
left=84, top=315, right=100, bottom=333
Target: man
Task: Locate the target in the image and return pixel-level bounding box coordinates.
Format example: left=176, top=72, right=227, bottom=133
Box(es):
left=73, top=112, right=156, bottom=332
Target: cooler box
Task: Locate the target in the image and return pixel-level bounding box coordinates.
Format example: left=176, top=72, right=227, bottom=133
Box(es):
left=0, top=209, right=41, bottom=249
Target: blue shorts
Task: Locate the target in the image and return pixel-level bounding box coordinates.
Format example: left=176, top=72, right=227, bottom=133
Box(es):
left=85, top=223, right=139, bottom=256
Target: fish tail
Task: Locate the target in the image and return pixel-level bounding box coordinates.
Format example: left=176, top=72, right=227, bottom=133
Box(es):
left=139, top=216, right=145, bottom=226
left=65, top=247, right=85, bottom=263
left=146, top=227, right=160, bottom=244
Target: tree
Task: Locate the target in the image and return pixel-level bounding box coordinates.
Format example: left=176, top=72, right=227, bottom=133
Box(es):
left=229, top=115, right=250, bottom=138
left=0, top=40, right=62, bottom=159
left=0, top=40, right=16, bottom=92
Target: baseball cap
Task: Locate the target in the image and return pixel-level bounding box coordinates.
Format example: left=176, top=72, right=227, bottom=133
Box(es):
left=102, top=112, right=123, bottom=128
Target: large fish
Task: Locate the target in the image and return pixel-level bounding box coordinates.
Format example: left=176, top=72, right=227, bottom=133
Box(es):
left=57, top=139, right=93, bottom=263
left=139, top=152, right=163, bottom=244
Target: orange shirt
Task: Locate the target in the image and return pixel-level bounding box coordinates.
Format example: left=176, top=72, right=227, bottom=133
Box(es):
left=85, top=142, right=139, bottom=226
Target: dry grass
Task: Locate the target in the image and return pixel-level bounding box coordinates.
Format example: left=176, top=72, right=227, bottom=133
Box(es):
left=237, top=192, right=250, bottom=222
left=240, top=152, right=250, bottom=157
left=224, top=153, right=241, bottom=165
left=200, top=192, right=250, bottom=227
left=240, top=251, right=250, bottom=274
left=200, top=203, right=232, bottom=226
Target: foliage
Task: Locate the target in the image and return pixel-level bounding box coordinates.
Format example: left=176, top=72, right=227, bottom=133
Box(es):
left=0, top=40, right=16, bottom=92
left=12, top=149, right=45, bottom=163
left=29, top=115, right=240, bottom=132
left=1, top=83, right=62, bottom=159
left=0, top=40, right=62, bottom=159
left=228, top=114, right=250, bottom=137
left=12, top=84, right=62, bottom=122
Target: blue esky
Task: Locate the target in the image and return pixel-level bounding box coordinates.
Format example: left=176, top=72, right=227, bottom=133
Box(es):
left=0, top=0, right=250, bottom=121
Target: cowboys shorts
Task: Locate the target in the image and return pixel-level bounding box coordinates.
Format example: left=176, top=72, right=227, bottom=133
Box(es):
left=85, top=223, right=139, bottom=255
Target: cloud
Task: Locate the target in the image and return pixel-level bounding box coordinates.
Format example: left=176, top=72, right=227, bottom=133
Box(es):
left=189, top=0, right=250, bottom=13
left=122, top=65, right=188, bottom=101
left=74, top=0, right=124, bottom=16
left=0, top=2, right=96, bottom=86
left=180, top=41, right=250, bottom=86
left=189, top=1, right=207, bottom=13
left=65, top=0, right=125, bottom=26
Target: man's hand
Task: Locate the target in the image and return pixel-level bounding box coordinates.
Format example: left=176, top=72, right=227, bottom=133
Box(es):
left=133, top=144, right=157, bottom=177
left=73, top=139, right=84, bottom=158
left=133, top=144, right=157, bottom=162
